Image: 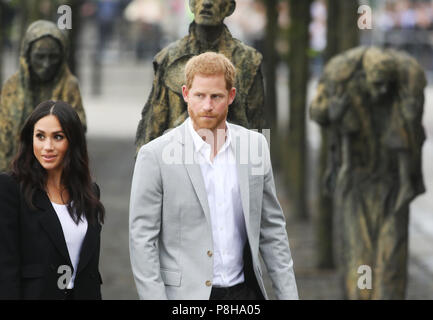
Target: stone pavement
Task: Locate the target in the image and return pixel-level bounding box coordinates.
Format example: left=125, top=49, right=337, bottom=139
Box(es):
left=78, top=58, right=433, bottom=299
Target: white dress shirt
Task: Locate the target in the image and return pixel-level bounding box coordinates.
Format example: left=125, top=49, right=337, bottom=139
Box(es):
left=51, top=202, right=88, bottom=289
left=187, top=118, right=247, bottom=288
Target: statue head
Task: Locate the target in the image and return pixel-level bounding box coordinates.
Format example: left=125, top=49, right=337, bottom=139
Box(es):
left=363, top=47, right=397, bottom=102
left=29, top=36, right=62, bottom=82
left=189, top=0, right=236, bottom=26
left=20, top=20, right=68, bottom=84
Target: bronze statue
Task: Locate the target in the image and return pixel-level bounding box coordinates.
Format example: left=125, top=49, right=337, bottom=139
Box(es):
left=135, top=0, right=265, bottom=152
left=0, top=20, right=86, bottom=172
left=310, top=46, right=426, bottom=299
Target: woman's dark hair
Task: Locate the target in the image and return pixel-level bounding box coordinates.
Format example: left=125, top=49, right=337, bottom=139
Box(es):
left=11, top=100, right=105, bottom=225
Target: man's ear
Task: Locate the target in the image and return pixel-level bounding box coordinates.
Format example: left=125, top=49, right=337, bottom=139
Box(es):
left=226, top=0, right=236, bottom=17
left=182, top=85, right=189, bottom=103
left=228, top=87, right=236, bottom=105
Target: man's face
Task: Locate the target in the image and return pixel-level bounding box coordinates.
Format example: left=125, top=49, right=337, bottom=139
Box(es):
left=190, top=0, right=232, bottom=26
left=183, top=73, right=236, bottom=133
left=29, top=36, right=62, bottom=82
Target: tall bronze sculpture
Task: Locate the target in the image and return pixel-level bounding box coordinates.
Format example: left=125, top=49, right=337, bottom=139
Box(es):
left=0, top=20, right=86, bottom=172
left=310, top=46, right=426, bottom=299
left=135, top=0, right=265, bottom=152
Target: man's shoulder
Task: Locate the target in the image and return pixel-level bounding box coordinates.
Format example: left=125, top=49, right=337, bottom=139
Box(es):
left=229, top=122, right=265, bottom=139
left=228, top=123, right=269, bottom=156
left=137, top=124, right=184, bottom=155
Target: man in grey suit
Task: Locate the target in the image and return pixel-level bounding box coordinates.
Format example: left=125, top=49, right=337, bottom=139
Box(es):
left=129, top=52, right=298, bottom=300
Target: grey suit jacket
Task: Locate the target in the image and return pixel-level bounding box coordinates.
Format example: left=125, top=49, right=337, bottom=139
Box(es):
left=129, top=119, right=298, bottom=300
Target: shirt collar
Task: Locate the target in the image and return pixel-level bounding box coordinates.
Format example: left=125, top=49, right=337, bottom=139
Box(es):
left=187, top=117, right=232, bottom=156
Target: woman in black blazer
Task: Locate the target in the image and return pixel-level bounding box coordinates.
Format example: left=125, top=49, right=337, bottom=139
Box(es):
left=0, top=100, right=105, bottom=300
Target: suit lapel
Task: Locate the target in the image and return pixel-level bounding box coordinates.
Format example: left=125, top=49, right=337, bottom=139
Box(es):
left=237, top=162, right=250, bottom=231
left=35, top=189, right=100, bottom=275
left=230, top=125, right=251, bottom=234
left=76, top=222, right=100, bottom=275
left=34, top=190, right=73, bottom=267
left=177, top=121, right=252, bottom=232
left=178, top=121, right=212, bottom=226
left=185, top=164, right=212, bottom=226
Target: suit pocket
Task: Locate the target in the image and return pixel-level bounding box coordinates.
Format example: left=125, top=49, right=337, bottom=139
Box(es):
left=160, top=268, right=181, bottom=287
left=21, top=264, right=45, bottom=278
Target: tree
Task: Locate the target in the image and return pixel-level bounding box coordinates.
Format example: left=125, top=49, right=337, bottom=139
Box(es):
left=0, top=0, right=17, bottom=86
left=286, top=0, right=312, bottom=220
left=262, top=0, right=280, bottom=166
left=0, top=2, right=4, bottom=86
left=66, top=0, right=85, bottom=77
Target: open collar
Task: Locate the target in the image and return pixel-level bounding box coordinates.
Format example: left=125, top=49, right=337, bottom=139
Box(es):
left=33, top=188, right=100, bottom=275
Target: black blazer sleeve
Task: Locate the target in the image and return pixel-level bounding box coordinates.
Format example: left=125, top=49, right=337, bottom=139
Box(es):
left=0, top=173, right=21, bottom=299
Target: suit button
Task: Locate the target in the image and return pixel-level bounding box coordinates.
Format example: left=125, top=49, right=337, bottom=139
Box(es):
left=205, top=280, right=212, bottom=287
left=207, top=250, right=213, bottom=257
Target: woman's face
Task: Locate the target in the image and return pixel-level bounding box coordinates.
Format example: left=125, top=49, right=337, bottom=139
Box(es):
left=33, top=115, right=69, bottom=175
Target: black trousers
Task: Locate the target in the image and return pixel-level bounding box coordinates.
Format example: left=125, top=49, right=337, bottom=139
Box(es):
left=210, top=282, right=261, bottom=300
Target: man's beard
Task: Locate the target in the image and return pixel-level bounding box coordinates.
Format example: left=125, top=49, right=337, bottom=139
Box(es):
left=189, top=107, right=228, bottom=131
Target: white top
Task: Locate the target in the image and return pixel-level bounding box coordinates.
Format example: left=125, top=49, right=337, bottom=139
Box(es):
left=188, top=118, right=247, bottom=288
left=51, top=202, right=88, bottom=289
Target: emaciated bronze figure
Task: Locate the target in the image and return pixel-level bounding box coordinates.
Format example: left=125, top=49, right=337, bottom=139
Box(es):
left=310, top=46, right=426, bottom=299
left=0, top=20, right=86, bottom=172
left=135, top=0, right=265, bottom=153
